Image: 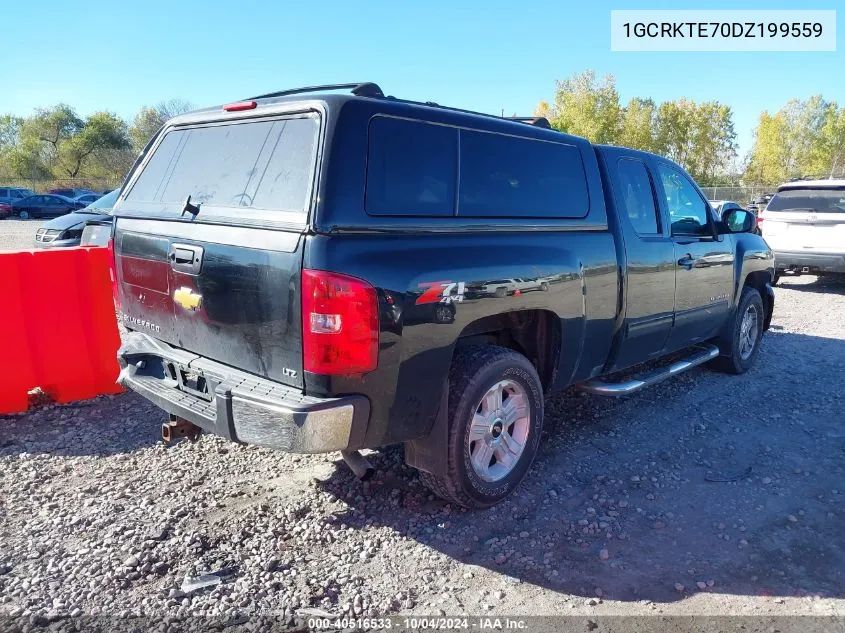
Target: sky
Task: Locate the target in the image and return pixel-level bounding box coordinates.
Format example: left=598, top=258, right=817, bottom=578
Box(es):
left=1, top=0, right=842, bottom=158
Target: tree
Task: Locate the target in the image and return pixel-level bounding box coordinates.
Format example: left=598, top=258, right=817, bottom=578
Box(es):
left=538, top=71, right=622, bottom=144
left=745, top=96, right=843, bottom=183
left=2, top=138, right=52, bottom=181
left=21, top=104, right=84, bottom=165
left=619, top=98, right=656, bottom=152
left=690, top=102, right=737, bottom=183
left=0, top=115, right=22, bottom=151
left=745, top=112, right=791, bottom=184
left=0, top=115, right=24, bottom=177
left=806, top=103, right=845, bottom=178
left=0, top=105, right=131, bottom=181
left=57, top=112, right=130, bottom=178
left=537, top=71, right=737, bottom=182
left=129, top=99, right=192, bottom=152
left=653, top=99, right=737, bottom=183
left=781, top=96, right=828, bottom=177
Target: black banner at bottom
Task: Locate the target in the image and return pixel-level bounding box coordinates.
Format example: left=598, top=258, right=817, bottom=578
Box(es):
left=1, top=614, right=844, bottom=633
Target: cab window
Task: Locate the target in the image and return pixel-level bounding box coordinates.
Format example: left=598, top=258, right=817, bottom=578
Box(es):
left=657, top=165, right=711, bottom=237
left=616, top=158, right=660, bottom=234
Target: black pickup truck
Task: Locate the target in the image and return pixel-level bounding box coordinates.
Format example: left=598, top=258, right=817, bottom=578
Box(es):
left=112, top=83, right=774, bottom=508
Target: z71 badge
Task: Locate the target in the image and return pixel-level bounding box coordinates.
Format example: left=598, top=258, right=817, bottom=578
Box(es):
left=416, top=281, right=466, bottom=305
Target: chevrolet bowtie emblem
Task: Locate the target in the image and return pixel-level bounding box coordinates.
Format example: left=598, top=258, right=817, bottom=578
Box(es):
left=173, top=287, right=202, bottom=311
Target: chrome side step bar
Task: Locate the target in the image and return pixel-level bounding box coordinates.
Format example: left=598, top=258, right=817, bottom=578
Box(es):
left=579, top=344, right=720, bottom=396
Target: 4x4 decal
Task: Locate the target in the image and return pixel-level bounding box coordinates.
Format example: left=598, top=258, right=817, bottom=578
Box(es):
left=416, top=281, right=466, bottom=305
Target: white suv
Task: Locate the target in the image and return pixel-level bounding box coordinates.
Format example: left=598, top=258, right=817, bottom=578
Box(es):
left=761, top=180, right=845, bottom=282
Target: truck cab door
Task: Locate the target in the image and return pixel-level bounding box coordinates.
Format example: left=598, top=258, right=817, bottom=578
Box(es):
left=604, top=153, right=676, bottom=371
left=655, top=164, right=734, bottom=351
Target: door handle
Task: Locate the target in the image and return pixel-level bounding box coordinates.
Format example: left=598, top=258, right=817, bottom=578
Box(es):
left=677, top=254, right=696, bottom=269
left=171, top=247, right=196, bottom=265
left=168, top=243, right=204, bottom=274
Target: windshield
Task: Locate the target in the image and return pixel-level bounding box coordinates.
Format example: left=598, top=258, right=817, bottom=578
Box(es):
left=123, top=115, right=319, bottom=215
left=84, top=189, right=120, bottom=212
left=767, top=188, right=845, bottom=213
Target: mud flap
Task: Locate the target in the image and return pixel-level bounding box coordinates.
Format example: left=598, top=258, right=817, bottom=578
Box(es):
left=404, top=379, right=449, bottom=477
left=763, top=283, right=774, bottom=331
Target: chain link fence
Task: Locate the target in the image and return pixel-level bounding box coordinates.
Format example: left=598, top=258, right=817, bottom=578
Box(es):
left=698, top=185, right=781, bottom=206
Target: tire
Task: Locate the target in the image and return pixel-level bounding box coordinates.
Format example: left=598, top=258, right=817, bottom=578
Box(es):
left=713, top=286, right=764, bottom=375
left=418, top=346, right=544, bottom=509
left=772, top=272, right=781, bottom=286
left=540, top=282, right=549, bottom=292
left=18, top=210, right=29, bottom=220
left=494, top=287, right=507, bottom=298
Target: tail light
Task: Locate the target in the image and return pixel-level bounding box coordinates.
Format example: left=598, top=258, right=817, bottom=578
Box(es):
left=302, top=269, right=378, bottom=375
left=107, top=236, right=120, bottom=310
left=756, top=209, right=764, bottom=232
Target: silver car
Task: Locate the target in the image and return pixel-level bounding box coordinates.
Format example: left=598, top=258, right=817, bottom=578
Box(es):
left=34, top=190, right=118, bottom=248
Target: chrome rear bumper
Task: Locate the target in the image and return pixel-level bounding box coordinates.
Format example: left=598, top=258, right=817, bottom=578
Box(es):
left=117, top=332, right=370, bottom=453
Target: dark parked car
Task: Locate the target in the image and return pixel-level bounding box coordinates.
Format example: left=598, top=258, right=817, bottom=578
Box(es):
left=747, top=194, right=773, bottom=214
left=11, top=194, right=85, bottom=219
left=113, top=82, right=774, bottom=508
left=73, top=192, right=103, bottom=206
left=48, top=187, right=97, bottom=199
left=35, top=190, right=118, bottom=247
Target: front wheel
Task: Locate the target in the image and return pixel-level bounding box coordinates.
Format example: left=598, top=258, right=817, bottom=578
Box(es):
left=713, top=286, right=764, bottom=374
left=18, top=210, right=29, bottom=220
left=418, top=346, right=544, bottom=508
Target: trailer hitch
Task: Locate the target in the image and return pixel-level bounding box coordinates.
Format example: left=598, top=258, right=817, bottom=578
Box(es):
left=162, top=414, right=202, bottom=443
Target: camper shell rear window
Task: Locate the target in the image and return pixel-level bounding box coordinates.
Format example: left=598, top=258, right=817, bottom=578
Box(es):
left=124, top=115, right=320, bottom=216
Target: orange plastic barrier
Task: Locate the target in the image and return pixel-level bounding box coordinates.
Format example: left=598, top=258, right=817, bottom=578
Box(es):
left=0, top=247, right=123, bottom=414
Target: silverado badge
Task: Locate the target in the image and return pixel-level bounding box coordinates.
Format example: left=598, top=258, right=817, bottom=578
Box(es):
left=173, top=287, right=202, bottom=311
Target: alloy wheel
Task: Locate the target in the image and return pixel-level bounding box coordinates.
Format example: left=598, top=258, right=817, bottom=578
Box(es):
left=467, top=379, right=531, bottom=482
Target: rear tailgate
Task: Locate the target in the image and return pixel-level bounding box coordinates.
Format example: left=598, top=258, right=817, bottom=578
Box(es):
left=113, top=109, right=322, bottom=389
left=763, top=186, right=845, bottom=254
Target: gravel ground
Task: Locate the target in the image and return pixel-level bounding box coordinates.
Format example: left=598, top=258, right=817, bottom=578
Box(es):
left=0, top=219, right=45, bottom=252
left=1, top=273, right=844, bottom=631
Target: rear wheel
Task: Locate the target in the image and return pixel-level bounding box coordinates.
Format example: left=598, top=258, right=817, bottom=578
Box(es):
left=713, top=286, right=764, bottom=375
left=418, top=346, right=544, bottom=508
left=18, top=210, right=29, bottom=220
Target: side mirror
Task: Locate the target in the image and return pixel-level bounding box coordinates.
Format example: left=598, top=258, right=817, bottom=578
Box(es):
left=721, top=208, right=756, bottom=233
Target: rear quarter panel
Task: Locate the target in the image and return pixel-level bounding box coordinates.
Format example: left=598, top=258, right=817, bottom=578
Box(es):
left=304, top=231, right=618, bottom=447
left=306, top=99, right=620, bottom=447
